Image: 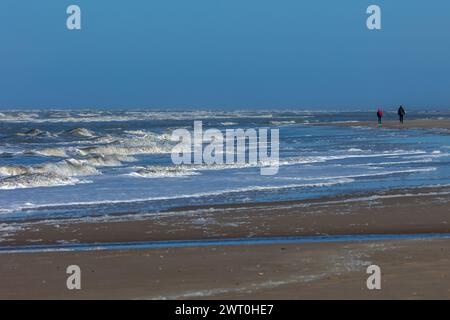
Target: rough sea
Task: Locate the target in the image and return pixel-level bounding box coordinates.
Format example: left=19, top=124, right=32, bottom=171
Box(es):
left=1, top=109, right=450, bottom=222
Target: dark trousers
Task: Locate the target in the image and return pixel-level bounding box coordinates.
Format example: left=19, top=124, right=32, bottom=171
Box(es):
left=399, top=115, right=404, bottom=123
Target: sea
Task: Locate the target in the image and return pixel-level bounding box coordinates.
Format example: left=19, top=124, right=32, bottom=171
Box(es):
left=1, top=109, right=450, bottom=222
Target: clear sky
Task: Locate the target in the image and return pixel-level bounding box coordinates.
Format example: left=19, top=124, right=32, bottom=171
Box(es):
left=0, top=0, right=449, bottom=109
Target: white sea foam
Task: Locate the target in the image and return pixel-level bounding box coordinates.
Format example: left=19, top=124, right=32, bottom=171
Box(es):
left=33, top=147, right=68, bottom=157
left=270, top=120, right=296, bottom=125
left=125, top=150, right=432, bottom=178
left=282, top=167, right=437, bottom=182
left=65, top=127, right=96, bottom=137
left=408, top=152, right=450, bottom=159
left=0, top=223, right=23, bottom=233
left=0, top=223, right=24, bottom=242
left=286, top=150, right=427, bottom=164
left=0, top=159, right=100, bottom=178
left=0, top=173, right=89, bottom=190
left=9, top=178, right=354, bottom=211
left=76, top=144, right=170, bottom=157
left=124, top=130, right=148, bottom=136
left=0, top=165, right=29, bottom=176
left=362, top=158, right=434, bottom=166
left=16, top=128, right=54, bottom=137
left=0, top=110, right=281, bottom=123
left=83, top=155, right=137, bottom=167
left=321, top=189, right=450, bottom=206
left=128, top=166, right=200, bottom=178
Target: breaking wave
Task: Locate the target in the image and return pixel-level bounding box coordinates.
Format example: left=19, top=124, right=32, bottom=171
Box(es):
left=270, top=120, right=297, bottom=126
left=76, top=144, right=170, bottom=157
left=128, top=166, right=200, bottom=178
left=64, top=128, right=96, bottom=138
left=282, top=167, right=437, bottom=182
left=9, top=178, right=355, bottom=210
left=33, top=147, right=68, bottom=157
left=0, top=159, right=100, bottom=178
left=82, top=155, right=137, bottom=167
left=16, top=128, right=54, bottom=137
left=0, top=174, right=89, bottom=190
left=0, top=158, right=101, bottom=190
left=127, top=150, right=432, bottom=178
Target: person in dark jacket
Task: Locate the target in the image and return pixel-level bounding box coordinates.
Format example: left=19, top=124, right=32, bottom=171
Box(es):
left=398, top=105, right=406, bottom=124
left=377, top=108, right=383, bottom=125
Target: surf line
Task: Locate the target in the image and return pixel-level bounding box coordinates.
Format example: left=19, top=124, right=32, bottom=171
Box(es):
left=1, top=233, right=450, bottom=254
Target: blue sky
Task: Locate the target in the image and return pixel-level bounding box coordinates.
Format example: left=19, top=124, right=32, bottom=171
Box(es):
left=0, top=1, right=449, bottom=109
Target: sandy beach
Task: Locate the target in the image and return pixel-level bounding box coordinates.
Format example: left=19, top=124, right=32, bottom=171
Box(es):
left=1, top=115, right=450, bottom=299
left=2, top=0, right=450, bottom=302
left=1, top=185, right=450, bottom=299
left=2, top=238, right=450, bottom=300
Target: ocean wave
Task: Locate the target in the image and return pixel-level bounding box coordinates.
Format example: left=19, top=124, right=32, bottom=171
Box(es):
left=282, top=167, right=437, bottom=182
left=362, top=158, right=434, bottom=166
left=0, top=173, right=89, bottom=190
left=124, top=130, right=148, bottom=136
left=0, top=110, right=269, bottom=123
left=128, top=166, right=200, bottom=178
left=272, top=150, right=428, bottom=167
left=270, top=120, right=297, bottom=126
left=82, top=155, right=137, bottom=167
left=146, top=133, right=172, bottom=142
left=33, top=147, right=68, bottom=157
left=0, top=152, right=14, bottom=158
left=0, top=110, right=325, bottom=125
left=123, top=131, right=172, bottom=142
left=124, top=150, right=431, bottom=177
left=24, top=131, right=173, bottom=160
left=52, top=134, right=118, bottom=146
left=64, top=127, right=96, bottom=138
left=0, top=159, right=100, bottom=178
left=0, top=157, right=100, bottom=190
left=129, top=160, right=281, bottom=175
left=16, top=128, right=54, bottom=137
left=407, top=152, right=450, bottom=159
left=76, top=144, right=170, bottom=157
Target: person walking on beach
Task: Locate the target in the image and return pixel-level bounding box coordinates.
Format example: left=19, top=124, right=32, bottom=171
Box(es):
left=377, top=108, right=383, bottom=125
left=398, top=105, right=406, bottom=124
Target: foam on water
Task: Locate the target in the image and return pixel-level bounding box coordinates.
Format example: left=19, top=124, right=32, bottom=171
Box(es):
left=0, top=174, right=89, bottom=190
left=1, top=109, right=450, bottom=220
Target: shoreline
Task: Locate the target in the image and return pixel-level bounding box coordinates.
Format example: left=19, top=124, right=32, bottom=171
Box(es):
left=3, top=233, right=450, bottom=254
left=1, top=123, right=450, bottom=298
left=314, top=119, right=450, bottom=130
left=2, top=120, right=450, bottom=299
left=2, top=185, right=450, bottom=247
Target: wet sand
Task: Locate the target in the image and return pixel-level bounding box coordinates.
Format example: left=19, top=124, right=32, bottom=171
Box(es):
left=2, top=185, right=450, bottom=246
left=317, top=119, right=450, bottom=130
left=1, top=239, right=450, bottom=299
left=1, top=185, right=450, bottom=299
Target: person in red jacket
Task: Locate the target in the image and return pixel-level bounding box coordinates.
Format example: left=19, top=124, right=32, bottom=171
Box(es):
left=377, top=108, right=383, bottom=125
